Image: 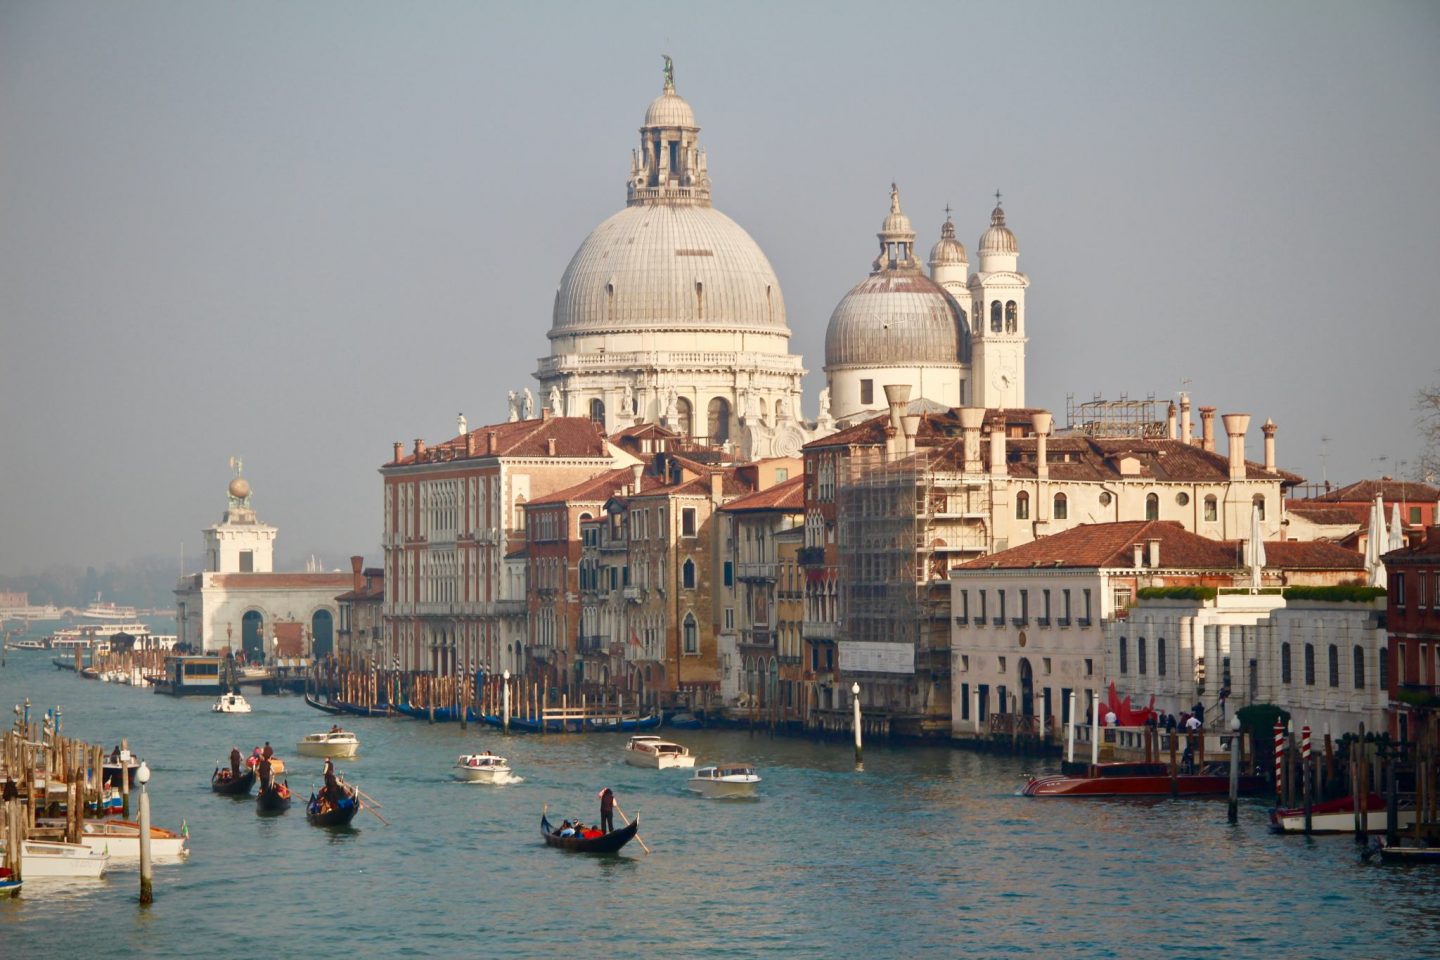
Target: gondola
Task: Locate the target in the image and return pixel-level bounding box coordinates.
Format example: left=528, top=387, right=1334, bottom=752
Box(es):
left=303, top=692, right=343, bottom=715
left=540, top=812, right=638, bottom=853
left=256, top=779, right=292, bottom=813
left=211, top=767, right=257, bottom=795
left=306, top=784, right=362, bottom=827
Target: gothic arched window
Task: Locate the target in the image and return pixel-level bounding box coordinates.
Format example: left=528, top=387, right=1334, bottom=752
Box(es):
left=683, top=614, right=698, bottom=654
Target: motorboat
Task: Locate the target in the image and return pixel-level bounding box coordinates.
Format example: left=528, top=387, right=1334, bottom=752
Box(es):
left=297, top=729, right=360, bottom=758
left=624, top=735, right=696, bottom=769
left=0, top=839, right=109, bottom=878
left=687, top=764, right=761, bottom=798
left=77, top=819, right=189, bottom=858
left=1270, top=793, right=1416, bottom=834
left=1022, top=761, right=1267, bottom=798
left=6, top=638, right=47, bottom=651
left=213, top=692, right=252, bottom=714
left=454, top=753, right=512, bottom=783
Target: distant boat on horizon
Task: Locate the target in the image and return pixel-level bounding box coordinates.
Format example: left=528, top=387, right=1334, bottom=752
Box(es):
left=81, top=595, right=140, bottom=620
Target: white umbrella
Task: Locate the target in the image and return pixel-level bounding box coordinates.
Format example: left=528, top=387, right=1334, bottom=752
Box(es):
left=1389, top=502, right=1405, bottom=553
left=1249, top=500, right=1266, bottom=593
left=1367, top=493, right=1387, bottom=588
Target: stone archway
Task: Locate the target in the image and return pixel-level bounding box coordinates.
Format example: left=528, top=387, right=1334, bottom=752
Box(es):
left=1019, top=657, right=1035, bottom=717
left=311, top=609, right=334, bottom=659
left=242, top=610, right=264, bottom=661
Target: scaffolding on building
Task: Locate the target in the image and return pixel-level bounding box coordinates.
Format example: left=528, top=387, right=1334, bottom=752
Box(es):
left=1066, top=393, right=1168, bottom=439
left=836, top=448, right=922, bottom=652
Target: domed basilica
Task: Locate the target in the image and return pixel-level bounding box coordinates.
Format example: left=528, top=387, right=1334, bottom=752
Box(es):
left=529, top=62, right=1031, bottom=448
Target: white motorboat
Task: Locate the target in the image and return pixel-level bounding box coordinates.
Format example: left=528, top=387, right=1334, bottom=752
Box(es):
left=0, top=839, right=109, bottom=878
left=687, top=764, right=761, bottom=798
left=453, top=753, right=512, bottom=783
left=77, top=819, right=189, bottom=859
left=212, top=692, right=251, bottom=713
left=624, top=735, right=697, bottom=769
left=297, top=730, right=360, bottom=758
left=1270, top=793, right=1417, bottom=835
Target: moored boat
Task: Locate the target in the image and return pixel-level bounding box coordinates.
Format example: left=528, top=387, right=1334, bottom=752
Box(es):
left=454, top=753, right=512, bottom=783
left=1271, top=793, right=1417, bottom=834
left=1022, top=761, right=1267, bottom=798
left=624, top=735, right=696, bottom=769
left=0, top=839, right=109, bottom=878
left=213, top=692, right=252, bottom=713
left=0, top=870, right=19, bottom=897
left=77, top=819, right=189, bottom=858
left=687, top=764, right=761, bottom=798
left=297, top=729, right=360, bottom=758
left=540, top=812, right=638, bottom=853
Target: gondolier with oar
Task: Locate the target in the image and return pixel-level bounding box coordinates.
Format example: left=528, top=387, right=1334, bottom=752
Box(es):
left=598, top=787, right=616, bottom=834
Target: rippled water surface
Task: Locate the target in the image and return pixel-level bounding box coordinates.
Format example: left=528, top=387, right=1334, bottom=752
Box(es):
left=3, top=652, right=1438, bottom=958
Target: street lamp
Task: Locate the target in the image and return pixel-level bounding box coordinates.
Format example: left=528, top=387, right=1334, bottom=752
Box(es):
left=502, top=669, right=512, bottom=732
left=136, top=760, right=153, bottom=903
left=1228, top=714, right=1242, bottom=824
left=851, top=682, right=863, bottom=767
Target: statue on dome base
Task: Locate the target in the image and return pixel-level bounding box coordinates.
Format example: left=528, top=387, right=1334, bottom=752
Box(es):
left=507, top=391, right=521, bottom=422
left=522, top=388, right=535, bottom=420
left=547, top=386, right=562, bottom=416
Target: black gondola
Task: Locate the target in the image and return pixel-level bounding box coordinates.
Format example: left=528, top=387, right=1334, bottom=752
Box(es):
left=256, top=779, right=292, bottom=813
left=306, top=784, right=362, bottom=827
left=304, top=693, right=343, bottom=715
left=540, top=812, right=638, bottom=853
left=211, top=767, right=257, bottom=795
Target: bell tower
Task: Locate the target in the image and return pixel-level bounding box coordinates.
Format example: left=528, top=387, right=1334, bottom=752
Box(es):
left=969, top=195, right=1029, bottom=409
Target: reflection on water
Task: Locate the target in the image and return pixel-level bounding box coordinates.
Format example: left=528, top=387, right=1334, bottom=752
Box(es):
left=1, top=652, right=1437, bottom=957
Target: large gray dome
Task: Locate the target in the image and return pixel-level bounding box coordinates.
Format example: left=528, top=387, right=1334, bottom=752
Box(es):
left=824, top=273, right=968, bottom=367
left=550, top=203, right=789, bottom=337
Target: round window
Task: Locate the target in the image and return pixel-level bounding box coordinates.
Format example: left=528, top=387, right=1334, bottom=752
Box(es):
left=1176, top=492, right=1191, bottom=506
left=1099, top=491, right=1113, bottom=506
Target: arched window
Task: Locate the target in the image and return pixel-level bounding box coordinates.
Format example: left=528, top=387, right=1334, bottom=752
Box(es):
left=1146, top=493, right=1160, bottom=521
left=707, top=397, right=731, bottom=444
left=683, top=614, right=698, bottom=654
left=589, top=398, right=605, bottom=424
left=1005, top=300, right=1018, bottom=333
left=1015, top=491, right=1030, bottom=520
left=1157, top=637, right=1167, bottom=676
left=1353, top=645, right=1366, bottom=689
left=682, top=559, right=696, bottom=590
left=1119, top=636, right=1129, bottom=674
left=1253, top=494, right=1266, bottom=521
left=990, top=300, right=1002, bottom=332
left=1304, top=643, right=1315, bottom=685
left=1204, top=495, right=1218, bottom=522
left=1053, top=493, right=1068, bottom=520
left=1281, top=642, right=1292, bottom=684
left=1138, top=637, right=1147, bottom=675
left=675, top=397, right=693, bottom=437
left=1328, top=644, right=1340, bottom=687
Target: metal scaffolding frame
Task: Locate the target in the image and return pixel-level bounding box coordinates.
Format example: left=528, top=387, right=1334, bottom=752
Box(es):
left=1066, top=393, right=1168, bottom=439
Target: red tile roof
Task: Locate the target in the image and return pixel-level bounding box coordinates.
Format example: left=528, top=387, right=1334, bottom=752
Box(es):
left=720, top=475, right=806, bottom=513
left=388, top=416, right=611, bottom=467
left=1259, top=541, right=1364, bottom=570
left=1309, top=478, right=1440, bottom=504
left=1383, top=526, right=1440, bottom=562
left=1285, top=502, right=1367, bottom=526
left=526, top=465, right=663, bottom=506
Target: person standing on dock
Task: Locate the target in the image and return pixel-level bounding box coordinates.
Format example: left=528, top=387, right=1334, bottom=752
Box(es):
left=599, top=787, right=615, bottom=834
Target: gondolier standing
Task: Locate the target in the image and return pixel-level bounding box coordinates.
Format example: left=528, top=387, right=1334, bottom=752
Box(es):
left=229, top=746, right=242, bottom=778
left=599, top=787, right=615, bottom=834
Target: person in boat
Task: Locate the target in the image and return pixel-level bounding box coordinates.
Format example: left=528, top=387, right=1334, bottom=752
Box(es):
left=558, top=820, right=575, bottom=837
left=599, top=787, right=615, bottom=834
left=321, top=757, right=342, bottom=806
left=229, top=746, right=242, bottom=778
left=259, top=756, right=273, bottom=791
left=262, top=741, right=274, bottom=761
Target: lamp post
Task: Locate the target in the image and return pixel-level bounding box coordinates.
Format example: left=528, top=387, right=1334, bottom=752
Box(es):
left=1228, top=715, right=1241, bottom=824
left=851, top=682, right=863, bottom=769
left=502, top=669, right=511, bottom=733
left=136, top=761, right=153, bottom=904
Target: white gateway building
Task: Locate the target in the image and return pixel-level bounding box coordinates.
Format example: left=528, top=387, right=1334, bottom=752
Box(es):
left=534, top=64, right=816, bottom=460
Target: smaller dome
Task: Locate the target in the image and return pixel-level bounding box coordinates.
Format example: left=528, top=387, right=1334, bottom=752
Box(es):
left=229, top=477, right=251, bottom=500
left=645, top=89, right=696, bottom=128
left=929, top=217, right=967, bottom=265
left=825, top=273, right=966, bottom=368
left=979, top=203, right=1018, bottom=256
left=881, top=183, right=915, bottom=239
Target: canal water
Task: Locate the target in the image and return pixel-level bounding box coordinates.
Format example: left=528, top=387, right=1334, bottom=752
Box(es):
left=2, top=650, right=1437, bottom=958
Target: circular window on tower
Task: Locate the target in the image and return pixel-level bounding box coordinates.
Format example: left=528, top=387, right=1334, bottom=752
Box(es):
left=1099, top=491, right=1113, bottom=507
left=1176, top=492, right=1191, bottom=506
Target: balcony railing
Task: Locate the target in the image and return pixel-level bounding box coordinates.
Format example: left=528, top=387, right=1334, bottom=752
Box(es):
left=802, top=620, right=836, bottom=642
left=622, top=586, right=644, bottom=603
left=797, top=547, right=826, bottom=567
left=737, top=562, right=778, bottom=582
left=740, top=628, right=773, bottom=647
left=1036, top=617, right=1051, bottom=628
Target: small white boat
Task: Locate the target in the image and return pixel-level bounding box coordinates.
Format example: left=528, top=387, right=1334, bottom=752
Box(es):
left=213, top=692, right=251, bottom=713
left=687, top=764, right=761, bottom=798
left=77, top=819, right=189, bottom=859
left=453, top=753, right=512, bottom=783
left=0, top=839, right=109, bottom=878
left=297, top=730, right=360, bottom=758
left=624, top=735, right=697, bottom=769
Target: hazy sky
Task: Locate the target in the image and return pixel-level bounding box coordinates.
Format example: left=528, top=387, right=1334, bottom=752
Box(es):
left=2, top=1, right=1437, bottom=574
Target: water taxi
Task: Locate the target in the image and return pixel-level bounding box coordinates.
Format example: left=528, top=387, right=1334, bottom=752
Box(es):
left=687, top=764, right=761, bottom=798
left=297, top=729, right=360, bottom=758
left=624, top=735, right=696, bottom=769
left=454, top=753, right=512, bottom=783
left=213, top=692, right=252, bottom=713
left=77, top=819, right=190, bottom=858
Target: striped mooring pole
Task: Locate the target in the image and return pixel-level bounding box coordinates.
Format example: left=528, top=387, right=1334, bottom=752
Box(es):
left=1302, top=725, right=1312, bottom=763
left=1273, top=719, right=1285, bottom=796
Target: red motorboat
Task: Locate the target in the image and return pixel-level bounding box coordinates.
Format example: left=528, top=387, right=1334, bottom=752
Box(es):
left=1022, top=761, right=1266, bottom=798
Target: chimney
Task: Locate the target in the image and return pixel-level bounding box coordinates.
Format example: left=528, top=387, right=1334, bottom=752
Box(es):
left=392, top=441, right=403, bottom=463
left=1031, top=412, right=1052, bottom=481
left=959, top=408, right=985, bottom=472
left=413, top=438, right=426, bottom=457
left=1262, top=417, right=1277, bottom=472
left=1146, top=538, right=1160, bottom=568
left=900, top=415, right=921, bottom=456
left=989, top=424, right=1007, bottom=477
left=883, top=384, right=911, bottom=458
left=1222, top=413, right=1251, bottom=481
left=486, top=431, right=498, bottom=455
left=1180, top=393, right=1193, bottom=445
left=1133, top=542, right=1144, bottom=569
left=1199, top=407, right=1216, bottom=452
left=465, top=433, right=476, bottom=457
left=631, top=463, right=643, bottom=496
left=710, top=471, right=724, bottom=503
left=350, top=555, right=363, bottom=592
left=1166, top=402, right=1177, bottom=440
left=541, top=408, right=553, bottom=421
left=547, top=437, right=557, bottom=457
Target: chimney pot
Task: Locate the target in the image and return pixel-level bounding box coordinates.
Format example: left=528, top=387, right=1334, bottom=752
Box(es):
left=487, top=431, right=498, bottom=455
left=465, top=433, right=477, bottom=457
left=959, top=407, right=985, bottom=473
left=393, top=441, right=403, bottom=463
left=547, top=437, right=557, bottom=457
left=1180, top=393, right=1193, bottom=445
left=414, top=438, right=426, bottom=457
left=1031, top=412, right=1052, bottom=481
left=988, top=425, right=1007, bottom=477
left=1199, top=407, right=1217, bottom=452
left=631, top=463, right=643, bottom=495
left=1146, top=537, right=1160, bottom=568
left=1133, top=543, right=1144, bottom=569
left=1262, top=417, right=1277, bottom=472
left=1222, top=413, right=1251, bottom=481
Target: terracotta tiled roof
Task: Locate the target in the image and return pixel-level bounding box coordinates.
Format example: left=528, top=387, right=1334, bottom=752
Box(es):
left=806, top=406, right=1048, bottom=451
left=955, top=522, right=1239, bottom=570
left=1285, top=502, right=1367, bottom=526
left=388, top=416, right=611, bottom=467
left=210, top=574, right=354, bottom=589
left=998, top=437, right=1299, bottom=484
left=720, top=475, right=805, bottom=513
left=1259, top=541, right=1364, bottom=570
left=1310, top=478, right=1440, bottom=504
left=526, top=465, right=663, bottom=506
left=1383, top=526, right=1440, bottom=562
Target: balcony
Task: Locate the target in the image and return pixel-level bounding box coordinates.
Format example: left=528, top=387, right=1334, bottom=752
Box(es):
left=802, top=620, right=836, bottom=642
left=953, top=616, right=968, bottom=626
left=1057, top=617, right=1072, bottom=628
left=622, top=586, right=645, bottom=603
left=1012, top=617, right=1028, bottom=628
left=740, top=627, right=773, bottom=647
left=1036, top=617, right=1051, bottom=628
left=797, top=547, right=826, bottom=567
left=525, top=644, right=553, bottom=662
left=494, top=599, right=526, bottom=616
left=991, top=616, right=1006, bottom=627
left=737, top=562, right=778, bottom=582
left=1077, top=618, right=1093, bottom=628
left=578, top=635, right=605, bottom=653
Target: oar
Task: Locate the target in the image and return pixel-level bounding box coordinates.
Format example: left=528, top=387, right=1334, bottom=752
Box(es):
left=352, top=786, right=385, bottom=809
left=613, top=802, right=651, bottom=855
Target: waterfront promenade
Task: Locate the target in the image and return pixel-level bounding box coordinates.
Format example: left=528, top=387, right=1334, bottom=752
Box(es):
left=2, top=651, right=1437, bottom=959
